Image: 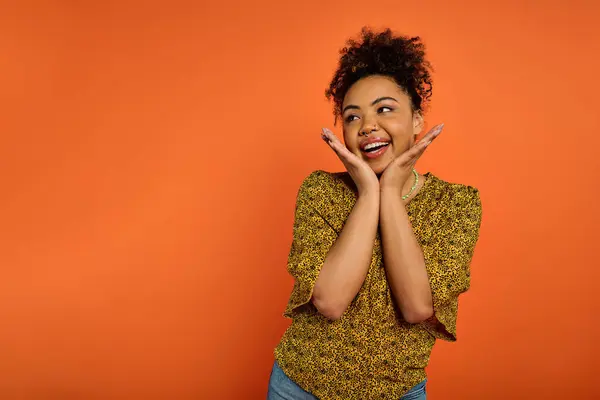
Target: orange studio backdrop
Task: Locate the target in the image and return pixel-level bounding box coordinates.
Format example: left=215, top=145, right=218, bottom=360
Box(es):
left=1, top=1, right=599, bottom=399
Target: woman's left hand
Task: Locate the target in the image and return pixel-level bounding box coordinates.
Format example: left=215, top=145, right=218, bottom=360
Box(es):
left=379, top=123, right=445, bottom=193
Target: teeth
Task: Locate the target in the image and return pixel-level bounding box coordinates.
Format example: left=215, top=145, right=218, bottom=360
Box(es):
left=364, top=142, right=389, bottom=151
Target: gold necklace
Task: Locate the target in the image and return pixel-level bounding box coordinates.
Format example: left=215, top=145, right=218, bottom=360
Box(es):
left=402, top=169, right=419, bottom=200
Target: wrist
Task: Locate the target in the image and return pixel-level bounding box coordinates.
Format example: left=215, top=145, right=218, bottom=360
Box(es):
left=357, top=187, right=380, bottom=202
left=380, top=173, right=407, bottom=190
left=379, top=183, right=406, bottom=196
left=380, top=189, right=410, bottom=217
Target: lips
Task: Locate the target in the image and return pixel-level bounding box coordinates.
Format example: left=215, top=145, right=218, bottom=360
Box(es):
left=360, top=136, right=390, bottom=150
left=360, top=137, right=391, bottom=159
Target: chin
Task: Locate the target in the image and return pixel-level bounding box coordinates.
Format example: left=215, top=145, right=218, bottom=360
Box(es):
left=370, top=166, right=384, bottom=176
left=367, top=157, right=394, bottom=176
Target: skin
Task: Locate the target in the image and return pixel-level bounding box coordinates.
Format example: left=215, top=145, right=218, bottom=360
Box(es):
left=313, top=75, right=443, bottom=322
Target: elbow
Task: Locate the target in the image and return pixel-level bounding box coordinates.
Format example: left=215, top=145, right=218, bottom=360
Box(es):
left=320, top=306, right=346, bottom=321
left=312, top=295, right=348, bottom=321
left=402, top=305, right=434, bottom=324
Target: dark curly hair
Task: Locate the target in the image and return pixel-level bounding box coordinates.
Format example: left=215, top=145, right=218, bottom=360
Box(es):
left=325, top=27, right=433, bottom=123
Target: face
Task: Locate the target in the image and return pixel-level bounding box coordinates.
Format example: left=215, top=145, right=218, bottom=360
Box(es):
left=341, top=75, right=424, bottom=174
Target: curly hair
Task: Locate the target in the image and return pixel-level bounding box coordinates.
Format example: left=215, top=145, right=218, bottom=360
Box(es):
left=325, top=27, right=433, bottom=122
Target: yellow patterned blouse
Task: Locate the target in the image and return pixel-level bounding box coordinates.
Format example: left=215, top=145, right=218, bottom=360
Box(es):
left=274, top=170, right=482, bottom=400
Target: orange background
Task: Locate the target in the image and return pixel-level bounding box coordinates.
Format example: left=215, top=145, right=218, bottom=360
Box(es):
left=1, top=1, right=599, bottom=399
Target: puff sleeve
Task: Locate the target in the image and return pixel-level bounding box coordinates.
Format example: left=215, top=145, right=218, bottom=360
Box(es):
left=422, top=186, right=482, bottom=341
left=283, top=172, right=338, bottom=318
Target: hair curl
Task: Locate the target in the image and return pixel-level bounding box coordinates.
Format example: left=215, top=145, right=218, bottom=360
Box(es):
left=325, top=27, right=433, bottom=123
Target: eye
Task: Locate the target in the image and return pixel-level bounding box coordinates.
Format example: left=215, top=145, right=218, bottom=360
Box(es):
left=345, top=114, right=359, bottom=123
left=378, top=106, right=393, bottom=113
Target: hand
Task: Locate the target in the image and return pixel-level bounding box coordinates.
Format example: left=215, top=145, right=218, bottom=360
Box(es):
left=380, top=123, right=445, bottom=193
left=321, top=128, right=379, bottom=196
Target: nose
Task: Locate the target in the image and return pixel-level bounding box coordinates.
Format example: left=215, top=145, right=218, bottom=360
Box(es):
left=360, top=120, right=378, bottom=136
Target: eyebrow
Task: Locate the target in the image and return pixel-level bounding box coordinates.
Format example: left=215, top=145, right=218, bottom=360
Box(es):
left=342, top=96, right=399, bottom=114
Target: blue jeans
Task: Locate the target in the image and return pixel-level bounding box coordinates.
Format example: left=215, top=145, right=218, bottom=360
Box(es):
left=267, top=361, right=427, bottom=400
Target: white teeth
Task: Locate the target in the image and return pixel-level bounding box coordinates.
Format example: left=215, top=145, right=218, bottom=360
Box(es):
left=364, top=142, right=389, bottom=151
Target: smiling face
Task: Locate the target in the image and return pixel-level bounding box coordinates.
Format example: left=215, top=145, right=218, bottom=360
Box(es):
left=342, top=75, right=424, bottom=175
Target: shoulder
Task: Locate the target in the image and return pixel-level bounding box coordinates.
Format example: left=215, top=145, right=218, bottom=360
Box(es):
left=428, top=174, right=482, bottom=220
left=295, top=171, right=356, bottom=219
left=298, top=170, right=351, bottom=196
left=429, top=173, right=480, bottom=203
left=301, top=170, right=346, bottom=186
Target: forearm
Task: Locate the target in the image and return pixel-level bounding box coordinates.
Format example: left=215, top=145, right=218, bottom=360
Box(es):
left=380, top=189, right=433, bottom=323
left=312, top=192, right=379, bottom=320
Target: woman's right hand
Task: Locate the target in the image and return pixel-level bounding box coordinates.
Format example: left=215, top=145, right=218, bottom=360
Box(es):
left=321, top=128, right=379, bottom=196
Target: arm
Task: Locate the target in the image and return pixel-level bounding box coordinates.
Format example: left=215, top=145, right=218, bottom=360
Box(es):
left=312, top=191, right=379, bottom=320
left=377, top=124, right=444, bottom=323
left=379, top=189, right=433, bottom=323
left=312, top=128, right=381, bottom=321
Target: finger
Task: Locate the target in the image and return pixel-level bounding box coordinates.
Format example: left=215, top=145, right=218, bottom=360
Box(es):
left=405, top=144, right=428, bottom=166
left=420, top=123, right=444, bottom=143
left=394, top=133, right=435, bottom=167
left=321, top=128, right=344, bottom=147
left=333, top=143, right=357, bottom=163
left=322, top=128, right=352, bottom=157
left=321, top=128, right=365, bottom=169
left=389, top=124, right=444, bottom=169
left=411, top=123, right=444, bottom=155
left=321, top=128, right=342, bottom=152
left=408, top=135, right=434, bottom=157
left=322, top=128, right=354, bottom=159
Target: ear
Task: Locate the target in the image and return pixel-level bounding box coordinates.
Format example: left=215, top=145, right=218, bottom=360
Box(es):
left=412, top=111, right=424, bottom=136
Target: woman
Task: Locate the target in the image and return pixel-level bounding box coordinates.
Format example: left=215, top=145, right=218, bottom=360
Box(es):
left=268, top=27, right=482, bottom=400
